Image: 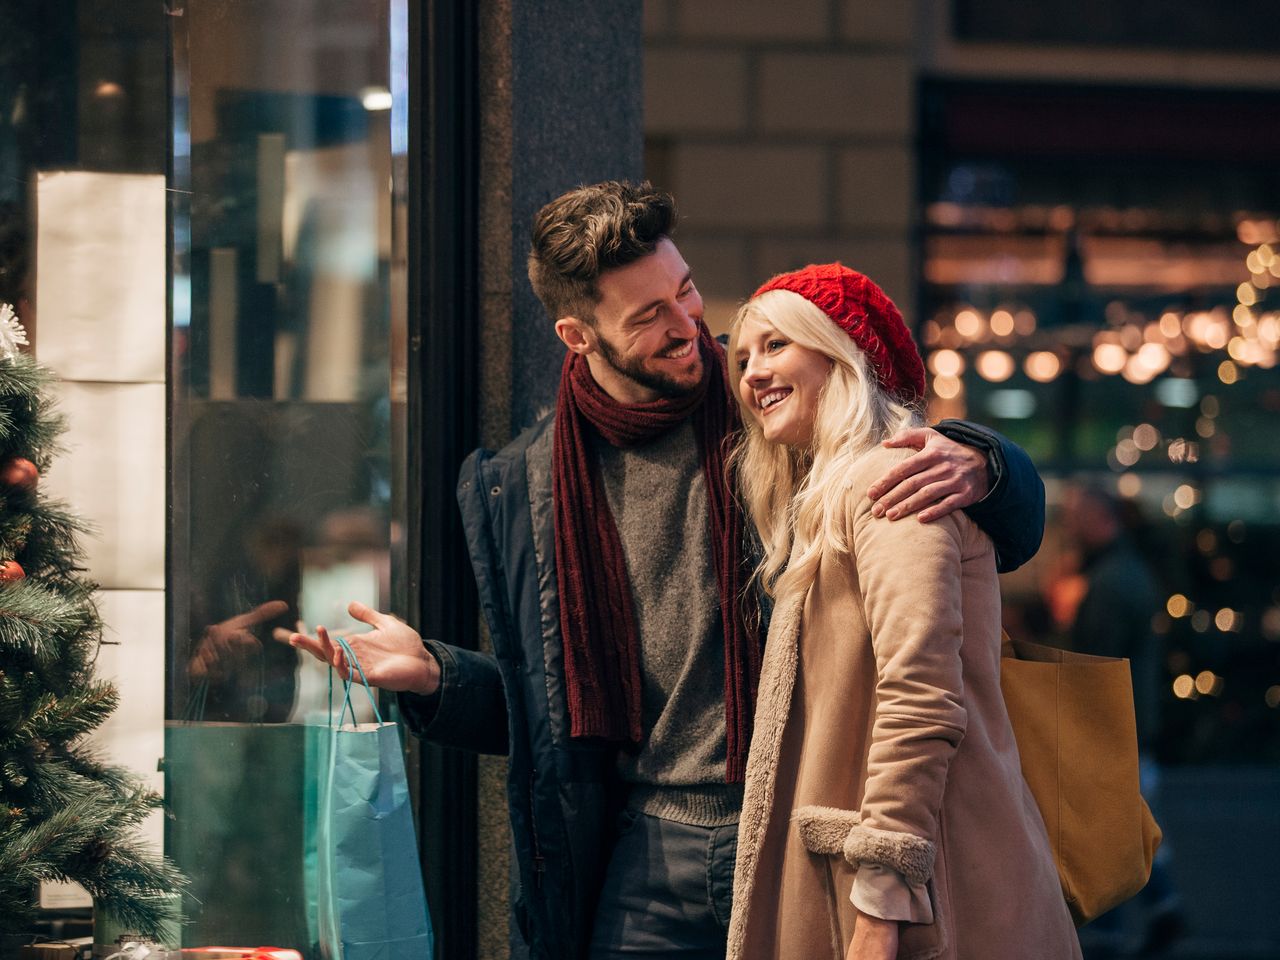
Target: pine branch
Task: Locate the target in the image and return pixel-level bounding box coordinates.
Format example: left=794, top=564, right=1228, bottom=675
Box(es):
left=0, top=775, right=182, bottom=939
left=0, top=353, right=52, bottom=398
left=21, top=500, right=96, bottom=579
left=0, top=579, right=99, bottom=670
left=0, top=797, right=107, bottom=879
left=0, top=355, right=185, bottom=930
left=74, top=838, right=188, bottom=909
left=0, top=405, right=16, bottom=447
left=0, top=681, right=117, bottom=752
left=62, top=745, right=140, bottom=798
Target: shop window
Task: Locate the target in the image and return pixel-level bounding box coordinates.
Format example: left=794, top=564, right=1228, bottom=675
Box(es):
left=921, top=82, right=1280, bottom=766
left=166, top=0, right=409, bottom=946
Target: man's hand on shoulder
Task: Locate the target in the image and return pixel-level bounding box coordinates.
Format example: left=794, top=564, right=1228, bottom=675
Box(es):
left=276, top=600, right=441, bottom=696
left=867, top=426, right=990, bottom=523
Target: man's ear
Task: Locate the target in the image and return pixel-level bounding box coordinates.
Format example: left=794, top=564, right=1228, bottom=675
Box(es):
left=554, top=316, right=595, bottom=356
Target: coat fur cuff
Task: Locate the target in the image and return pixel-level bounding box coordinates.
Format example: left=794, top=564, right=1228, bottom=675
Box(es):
left=844, top=824, right=936, bottom=887
left=793, top=805, right=862, bottom=854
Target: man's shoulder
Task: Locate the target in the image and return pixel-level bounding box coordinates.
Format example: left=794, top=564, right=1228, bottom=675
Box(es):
left=467, top=412, right=554, bottom=473
left=457, top=413, right=555, bottom=523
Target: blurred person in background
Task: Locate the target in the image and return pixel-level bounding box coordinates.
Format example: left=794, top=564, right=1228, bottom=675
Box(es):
left=1061, top=484, right=1185, bottom=958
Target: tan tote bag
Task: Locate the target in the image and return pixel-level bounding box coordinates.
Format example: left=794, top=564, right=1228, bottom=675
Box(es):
left=1000, top=634, right=1163, bottom=926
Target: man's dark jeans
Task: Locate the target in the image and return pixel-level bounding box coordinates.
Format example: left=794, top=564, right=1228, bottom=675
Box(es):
left=588, top=811, right=739, bottom=959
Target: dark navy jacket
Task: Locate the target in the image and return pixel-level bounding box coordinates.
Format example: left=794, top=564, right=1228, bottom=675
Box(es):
left=399, top=415, right=1045, bottom=959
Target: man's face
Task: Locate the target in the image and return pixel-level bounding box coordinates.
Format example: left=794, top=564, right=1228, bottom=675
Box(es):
left=580, top=238, right=705, bottom=403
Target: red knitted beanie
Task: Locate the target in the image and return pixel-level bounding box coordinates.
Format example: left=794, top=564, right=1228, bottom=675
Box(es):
left=753, top=263, right=926, bottom=405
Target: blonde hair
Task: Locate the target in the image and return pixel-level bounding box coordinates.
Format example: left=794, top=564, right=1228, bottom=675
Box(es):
left=728, top=289, right=923, bottom=604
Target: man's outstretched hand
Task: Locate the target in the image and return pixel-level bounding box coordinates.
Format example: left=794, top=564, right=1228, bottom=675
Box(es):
left=277, top=600, right=441, bottom=697
left=867, top=427, right=990, bottom=523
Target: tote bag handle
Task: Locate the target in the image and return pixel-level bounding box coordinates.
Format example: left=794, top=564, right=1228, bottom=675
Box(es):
left=327, top=634, right=384, bottom=728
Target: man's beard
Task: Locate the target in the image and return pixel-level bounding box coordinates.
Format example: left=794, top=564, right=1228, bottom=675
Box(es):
left=596, top=333, right=704, bottom=399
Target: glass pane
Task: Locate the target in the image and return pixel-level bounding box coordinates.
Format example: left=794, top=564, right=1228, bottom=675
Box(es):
left=167, top=0, right=406, bottom=947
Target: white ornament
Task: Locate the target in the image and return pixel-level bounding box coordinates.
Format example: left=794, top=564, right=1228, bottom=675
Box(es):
left=0, top=302, right=28, bottom=361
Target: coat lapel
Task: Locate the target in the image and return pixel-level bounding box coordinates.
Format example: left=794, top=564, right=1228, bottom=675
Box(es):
left=726, top=587, right=807, bottom=960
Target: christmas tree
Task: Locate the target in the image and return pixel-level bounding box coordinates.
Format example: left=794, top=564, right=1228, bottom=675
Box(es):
left=0, top=303, right=184, bottom=938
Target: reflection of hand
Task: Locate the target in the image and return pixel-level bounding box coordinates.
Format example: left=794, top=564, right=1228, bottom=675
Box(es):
left=846, top=911, right=898, bottom=960
left=279, top=601, right=440, bottom=697
left=189, top=600, right=290, bottom=681
left=868, top=427, right=989, bottom=522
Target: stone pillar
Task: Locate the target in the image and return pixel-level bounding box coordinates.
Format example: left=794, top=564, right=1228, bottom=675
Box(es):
left=502, top=1, right=644, bottom=435
left=475, top=3, right=644, bottom=956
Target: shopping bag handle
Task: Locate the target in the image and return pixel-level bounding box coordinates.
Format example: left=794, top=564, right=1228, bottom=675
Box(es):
left=327, top=634, right=384, bottom=728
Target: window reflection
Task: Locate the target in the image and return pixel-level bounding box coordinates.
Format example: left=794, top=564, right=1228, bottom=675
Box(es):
left=168, top=0, right=402, bottom=947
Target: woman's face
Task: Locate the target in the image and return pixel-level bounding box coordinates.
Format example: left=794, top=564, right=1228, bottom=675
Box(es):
left=734, top=313, right=833, bottom=447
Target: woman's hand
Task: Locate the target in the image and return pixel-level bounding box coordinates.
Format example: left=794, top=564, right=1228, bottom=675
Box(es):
left=846, top=910, right=899, bottom=960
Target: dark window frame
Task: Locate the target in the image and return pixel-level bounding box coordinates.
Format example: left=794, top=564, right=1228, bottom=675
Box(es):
left=408, top=2, right=480, bottom=958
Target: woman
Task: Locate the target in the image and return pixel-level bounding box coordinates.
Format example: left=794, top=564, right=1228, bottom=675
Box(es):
left=724, top=264, right=1080, bottom=960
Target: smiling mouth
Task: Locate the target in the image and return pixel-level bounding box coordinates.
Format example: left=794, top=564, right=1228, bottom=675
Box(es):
left=758, top=388, right=791, bottom=412
left=660, top=340, right=695, bottom=361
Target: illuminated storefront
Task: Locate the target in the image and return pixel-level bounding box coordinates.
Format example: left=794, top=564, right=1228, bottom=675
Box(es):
left=920, top=82, right=1280, bottom=766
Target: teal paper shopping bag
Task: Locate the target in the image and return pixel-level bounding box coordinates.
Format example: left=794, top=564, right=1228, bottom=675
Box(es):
left=317, top=637, right=433, bottom=960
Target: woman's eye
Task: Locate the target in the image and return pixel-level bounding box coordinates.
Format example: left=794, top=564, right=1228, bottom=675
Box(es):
left=768, top=339, right=787, bottom=351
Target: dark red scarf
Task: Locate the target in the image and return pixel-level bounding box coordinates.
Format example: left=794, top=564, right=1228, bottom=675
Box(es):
left=552, top=324, right=761, bottom=782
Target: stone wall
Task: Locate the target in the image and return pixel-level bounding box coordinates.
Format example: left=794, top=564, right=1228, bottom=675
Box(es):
left=643, top=0, right=919, bottom=332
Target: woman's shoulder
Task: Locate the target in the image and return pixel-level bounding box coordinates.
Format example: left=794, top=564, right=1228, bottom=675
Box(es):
left=832, top=445, right=916, bottom=532
left=843, top=443, right=916, bottom=496
left=841, top=443, right=974, bottom=544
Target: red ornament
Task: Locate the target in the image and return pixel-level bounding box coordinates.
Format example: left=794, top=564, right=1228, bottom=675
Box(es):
left=0, top=560, right=24, bottom=581
left=0, top=457, right=38, bottom=492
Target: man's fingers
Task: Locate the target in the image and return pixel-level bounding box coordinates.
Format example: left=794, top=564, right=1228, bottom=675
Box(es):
left=881, top=427, right=932, bottom=451
left=917, top=492, right=969, bottom=523
left=868, top=457, right=923, bottom=502
left=337, top=648, right=362, bottom=683
left=317, top=625, right=361, bottom=676
left=348, top=600, right=393, bottom=629
left=886, top=480, right=971, bottom=521
left=867, top=449, right=945, bottom=502
left=871, top=463, right=950, bottom=513
left=288, top=631, right=331, bottom=664
left=320, top=625, right=343, bottom=670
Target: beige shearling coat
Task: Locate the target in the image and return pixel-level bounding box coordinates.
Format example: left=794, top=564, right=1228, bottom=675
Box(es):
left=727, top=446, right=1081, bottom=960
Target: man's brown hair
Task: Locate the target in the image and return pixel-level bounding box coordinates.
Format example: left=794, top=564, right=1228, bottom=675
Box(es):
left=527, top=180, right=676, bottom=324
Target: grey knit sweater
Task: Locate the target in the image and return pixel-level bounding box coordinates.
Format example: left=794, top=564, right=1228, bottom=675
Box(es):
left=597, top=419, right=743, bottom=826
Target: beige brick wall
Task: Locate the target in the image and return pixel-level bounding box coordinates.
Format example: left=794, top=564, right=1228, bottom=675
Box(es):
left=674, top=0, right=835, bottom=42
left=644, top=47, right=749, bottom=132
left=644, top=0, right=919, bottom=333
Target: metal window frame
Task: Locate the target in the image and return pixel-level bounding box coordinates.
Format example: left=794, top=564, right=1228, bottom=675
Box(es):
left=406, top=2, right=480, bottom=958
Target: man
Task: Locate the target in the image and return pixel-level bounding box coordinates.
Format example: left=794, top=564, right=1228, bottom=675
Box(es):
left=290, top=181, right=1045, bottom=959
